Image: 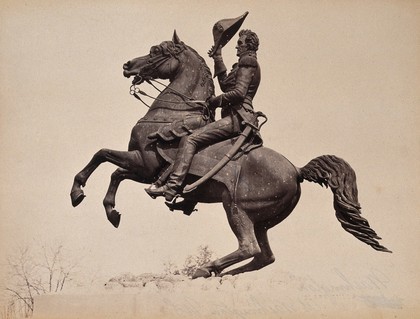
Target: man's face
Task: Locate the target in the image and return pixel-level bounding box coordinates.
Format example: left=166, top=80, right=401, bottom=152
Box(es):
left=235, top=35, right=248, bottom=57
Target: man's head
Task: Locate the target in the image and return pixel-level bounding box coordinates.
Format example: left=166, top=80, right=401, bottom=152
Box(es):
left=236, top=29, right=259, bottom=56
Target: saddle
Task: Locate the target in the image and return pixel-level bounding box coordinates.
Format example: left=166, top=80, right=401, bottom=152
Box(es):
left=155, top=138, right=243, bottom=196
left=148, top=115, right=261, bottom=192
left=148, top=116, right=263, bottom=215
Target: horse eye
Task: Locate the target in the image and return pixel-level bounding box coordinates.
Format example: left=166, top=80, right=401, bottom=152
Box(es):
left=150, top=46, right=161, bottom=55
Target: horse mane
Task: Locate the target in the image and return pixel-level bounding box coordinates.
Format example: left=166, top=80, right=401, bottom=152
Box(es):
left=159, top=40, right=214, bottom=96
left=184, top=44, right=215, bottom=96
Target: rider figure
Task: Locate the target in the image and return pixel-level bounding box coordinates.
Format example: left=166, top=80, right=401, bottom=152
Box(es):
left=146, top=28, right=261, bottom=201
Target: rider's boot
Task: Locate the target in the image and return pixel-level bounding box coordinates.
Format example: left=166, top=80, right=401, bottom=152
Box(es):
left=145, top=139, right=196, bottom=201
left=145, top=183, right=179, bottom=201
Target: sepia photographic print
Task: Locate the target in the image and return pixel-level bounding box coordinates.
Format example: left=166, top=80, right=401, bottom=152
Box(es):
left=1, top=1, right=419, bottom=318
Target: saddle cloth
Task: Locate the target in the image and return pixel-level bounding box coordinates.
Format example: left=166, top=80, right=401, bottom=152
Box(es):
left=155, top=138, right=243, bottom=194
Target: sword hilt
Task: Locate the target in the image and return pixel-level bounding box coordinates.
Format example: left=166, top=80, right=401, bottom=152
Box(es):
left=241, top=111, right=268, bottom=131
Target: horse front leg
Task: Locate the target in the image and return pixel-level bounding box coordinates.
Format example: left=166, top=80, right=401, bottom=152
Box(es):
left=103, top=168, right=144, bottom=228
left=70, top=148, right=143, bottom=207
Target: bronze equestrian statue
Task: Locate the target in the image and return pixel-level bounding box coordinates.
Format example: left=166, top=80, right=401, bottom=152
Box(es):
left=70, top=13, right=391, bottom=279
left=145, top=26, right=262, bottom=202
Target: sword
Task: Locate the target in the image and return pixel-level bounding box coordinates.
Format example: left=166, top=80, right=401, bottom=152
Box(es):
left=183, top=111, right=267, bottom=193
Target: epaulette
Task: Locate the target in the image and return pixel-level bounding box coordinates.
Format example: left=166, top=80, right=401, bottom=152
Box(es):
left=238, top=53, right=258, bottom=68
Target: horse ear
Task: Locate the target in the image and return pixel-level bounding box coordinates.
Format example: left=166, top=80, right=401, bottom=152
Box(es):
left=172, top=30, right=181, bottom=44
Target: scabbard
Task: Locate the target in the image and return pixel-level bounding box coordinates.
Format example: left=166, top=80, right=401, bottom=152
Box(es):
left=183, top=125, right=252, bottom=193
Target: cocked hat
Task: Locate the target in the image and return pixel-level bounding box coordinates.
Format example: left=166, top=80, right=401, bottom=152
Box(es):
left=209, top=11, right=249, bottom=57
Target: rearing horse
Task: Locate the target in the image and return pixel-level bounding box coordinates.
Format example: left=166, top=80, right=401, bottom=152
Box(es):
left=71, top=32, right=390, bottom=279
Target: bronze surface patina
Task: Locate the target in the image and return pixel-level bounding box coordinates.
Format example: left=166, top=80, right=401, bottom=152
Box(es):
left=71, top=15, right=391, bottom=279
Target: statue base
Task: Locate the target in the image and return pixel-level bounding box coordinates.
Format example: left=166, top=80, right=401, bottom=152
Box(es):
left=32, top=272, right=411, bottom=319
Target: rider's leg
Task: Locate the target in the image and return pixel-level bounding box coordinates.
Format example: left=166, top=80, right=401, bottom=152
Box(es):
left=146, top=114, right=240, bottom=200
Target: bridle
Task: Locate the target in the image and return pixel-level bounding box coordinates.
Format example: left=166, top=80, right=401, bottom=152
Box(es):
left=128, top=43, right=208, bottom=110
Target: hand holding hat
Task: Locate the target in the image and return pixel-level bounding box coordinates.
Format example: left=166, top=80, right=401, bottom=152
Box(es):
left=208, top=45, right=222, bottom=58
left=208, top=12, right=249, bottom=57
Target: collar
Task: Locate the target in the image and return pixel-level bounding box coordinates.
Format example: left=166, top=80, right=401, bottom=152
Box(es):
left=239, top=50, right=257, bottom=59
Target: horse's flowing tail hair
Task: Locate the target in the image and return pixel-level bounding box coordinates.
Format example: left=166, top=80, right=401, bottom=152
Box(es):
left=300, top=155, right=391, bottom=253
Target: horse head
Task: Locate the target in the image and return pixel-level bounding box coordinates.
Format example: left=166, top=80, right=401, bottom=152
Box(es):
left=123, top=32, right=186, bottom=84
left=123, top=31, right=214, bottom=104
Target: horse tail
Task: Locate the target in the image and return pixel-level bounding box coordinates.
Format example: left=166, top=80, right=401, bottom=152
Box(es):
left=299, top=155, right=391, bottom=253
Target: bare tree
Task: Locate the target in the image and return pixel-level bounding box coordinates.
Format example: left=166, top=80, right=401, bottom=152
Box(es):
left=4, top=243, right=78, bottom=318
left=38, top=244, right=75, bottom=294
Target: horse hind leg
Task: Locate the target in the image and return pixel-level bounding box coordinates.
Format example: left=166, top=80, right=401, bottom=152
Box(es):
left=103, top=168, right=144, bottom=228
left=192, top=202, right=261, bottom=279
left=221, top=192, right=302, bottom=276
left=70, top=148, right=143, bottom=207
left=222, top=224, right=275, bottom=276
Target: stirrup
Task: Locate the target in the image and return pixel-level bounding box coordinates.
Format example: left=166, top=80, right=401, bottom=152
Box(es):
left=165, top=198, right=197, bottom=216
left=164, top=192, right=180, bottom=203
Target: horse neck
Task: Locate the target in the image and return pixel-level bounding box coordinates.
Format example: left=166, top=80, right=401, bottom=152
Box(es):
left=144, top=50, right=213, bottom=120
left=168, top=51, right=213, bottom=101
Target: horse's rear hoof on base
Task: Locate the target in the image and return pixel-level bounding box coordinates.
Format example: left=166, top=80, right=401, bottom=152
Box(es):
left=71, top=190, right=85, bottom=207
left=107, top=210, right=121, bottom=228
left=191, top=268, right=212, bottom=279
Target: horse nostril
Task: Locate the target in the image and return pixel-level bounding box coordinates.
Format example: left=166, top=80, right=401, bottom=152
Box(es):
left=123, top=61, right=131, bottom=70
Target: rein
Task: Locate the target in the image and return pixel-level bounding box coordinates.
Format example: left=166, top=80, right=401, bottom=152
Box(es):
left=129, top=76, right=207, bottom=109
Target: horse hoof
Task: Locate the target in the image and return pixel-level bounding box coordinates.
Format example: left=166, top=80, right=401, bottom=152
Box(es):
left=192, top=268, right=212, bottom=279
left=107, top=210, right=121, bottom=228
left=71, top=190, right=85, bottom=207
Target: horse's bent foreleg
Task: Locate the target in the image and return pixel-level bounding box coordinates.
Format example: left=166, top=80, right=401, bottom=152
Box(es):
left=192, top=202, right=261, bottom=279
left=71, top=149, right=143, bottom=207
left=222, top=224, right=275, bottom=276
left=103, top=168, right=144, bottom=228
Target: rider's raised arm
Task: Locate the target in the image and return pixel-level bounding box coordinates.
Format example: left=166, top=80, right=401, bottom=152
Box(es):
left=211, top=46, right=228, bottom=85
